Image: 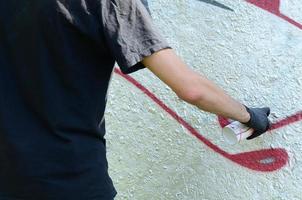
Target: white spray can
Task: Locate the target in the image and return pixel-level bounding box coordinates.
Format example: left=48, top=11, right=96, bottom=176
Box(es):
left=222, top=121, right=254, bottom=145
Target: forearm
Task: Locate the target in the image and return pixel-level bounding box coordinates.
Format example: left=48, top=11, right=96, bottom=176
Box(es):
left=186, top=72, right=250, bottom=123
left=143, top=49, right=250, bottom=123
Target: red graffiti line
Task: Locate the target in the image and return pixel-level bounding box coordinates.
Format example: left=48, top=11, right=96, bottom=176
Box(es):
left=114, top=68, right=302, bottom=172
left=247, top=0, right=302, bottom=30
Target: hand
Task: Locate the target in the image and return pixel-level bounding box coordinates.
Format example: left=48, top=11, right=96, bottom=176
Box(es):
left=244, top=106, right=271, bottom=140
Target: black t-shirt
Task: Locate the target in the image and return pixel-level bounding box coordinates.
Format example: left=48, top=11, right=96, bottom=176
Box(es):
left=0, top=0, right=169, bottom=199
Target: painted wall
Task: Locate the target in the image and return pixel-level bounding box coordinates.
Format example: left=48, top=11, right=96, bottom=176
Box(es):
left=105, top=0, right=302, bottom=199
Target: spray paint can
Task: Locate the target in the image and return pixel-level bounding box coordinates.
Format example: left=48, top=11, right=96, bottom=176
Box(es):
left=222, top=121, right=254, bottom=145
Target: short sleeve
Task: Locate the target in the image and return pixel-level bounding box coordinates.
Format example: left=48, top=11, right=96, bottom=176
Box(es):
left=101, top=0, right=171, bottom=74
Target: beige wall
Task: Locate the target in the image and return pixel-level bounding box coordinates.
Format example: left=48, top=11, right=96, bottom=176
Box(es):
left=106, top=0, right=302, bottom=199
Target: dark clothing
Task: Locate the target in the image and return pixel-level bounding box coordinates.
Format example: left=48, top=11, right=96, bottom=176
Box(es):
left=0, top=0, right=169, bottom=199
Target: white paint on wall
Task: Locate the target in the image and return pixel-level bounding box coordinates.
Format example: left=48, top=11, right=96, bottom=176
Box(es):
left=106, top=0, right=302, bottom=199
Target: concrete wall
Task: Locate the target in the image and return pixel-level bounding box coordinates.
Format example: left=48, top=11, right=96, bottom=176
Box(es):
left=105, top=0, right=302, bottom=199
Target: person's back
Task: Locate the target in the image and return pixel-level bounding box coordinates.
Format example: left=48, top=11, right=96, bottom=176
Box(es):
left=0, top=1, right=118, bottom=199
left=0, top=0, right=171, bottom=198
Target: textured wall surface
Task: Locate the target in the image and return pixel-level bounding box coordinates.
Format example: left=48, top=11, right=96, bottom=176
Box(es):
left=105, top=0, right=302, bottom=199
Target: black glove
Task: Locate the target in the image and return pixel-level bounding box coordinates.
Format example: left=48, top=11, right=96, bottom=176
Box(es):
left=244, top=106, right=271, bottom=140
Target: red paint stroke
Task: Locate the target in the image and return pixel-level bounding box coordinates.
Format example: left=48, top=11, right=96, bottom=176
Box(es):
left=247, top=0, right=302, bottom=30
left=113, top=68, right=302, bottom=172
left=270, top=112, right=302, bottom=130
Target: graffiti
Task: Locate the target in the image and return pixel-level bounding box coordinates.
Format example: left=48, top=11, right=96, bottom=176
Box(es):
left=196, top=0, right=302, bottom=30
left=112, top=0, right=302, bottom=172
left=197, top=0, right=234, bottom=11
left=114, top=68, right=302, bottom=172
left=247, top=0, right=302, bottom=30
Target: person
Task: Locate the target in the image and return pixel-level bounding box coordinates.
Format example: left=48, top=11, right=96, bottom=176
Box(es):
left=0, top=0, right=270, bottom=199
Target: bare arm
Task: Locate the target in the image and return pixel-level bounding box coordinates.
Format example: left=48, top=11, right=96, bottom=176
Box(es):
left=142, top=48, right=250, bottom=123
